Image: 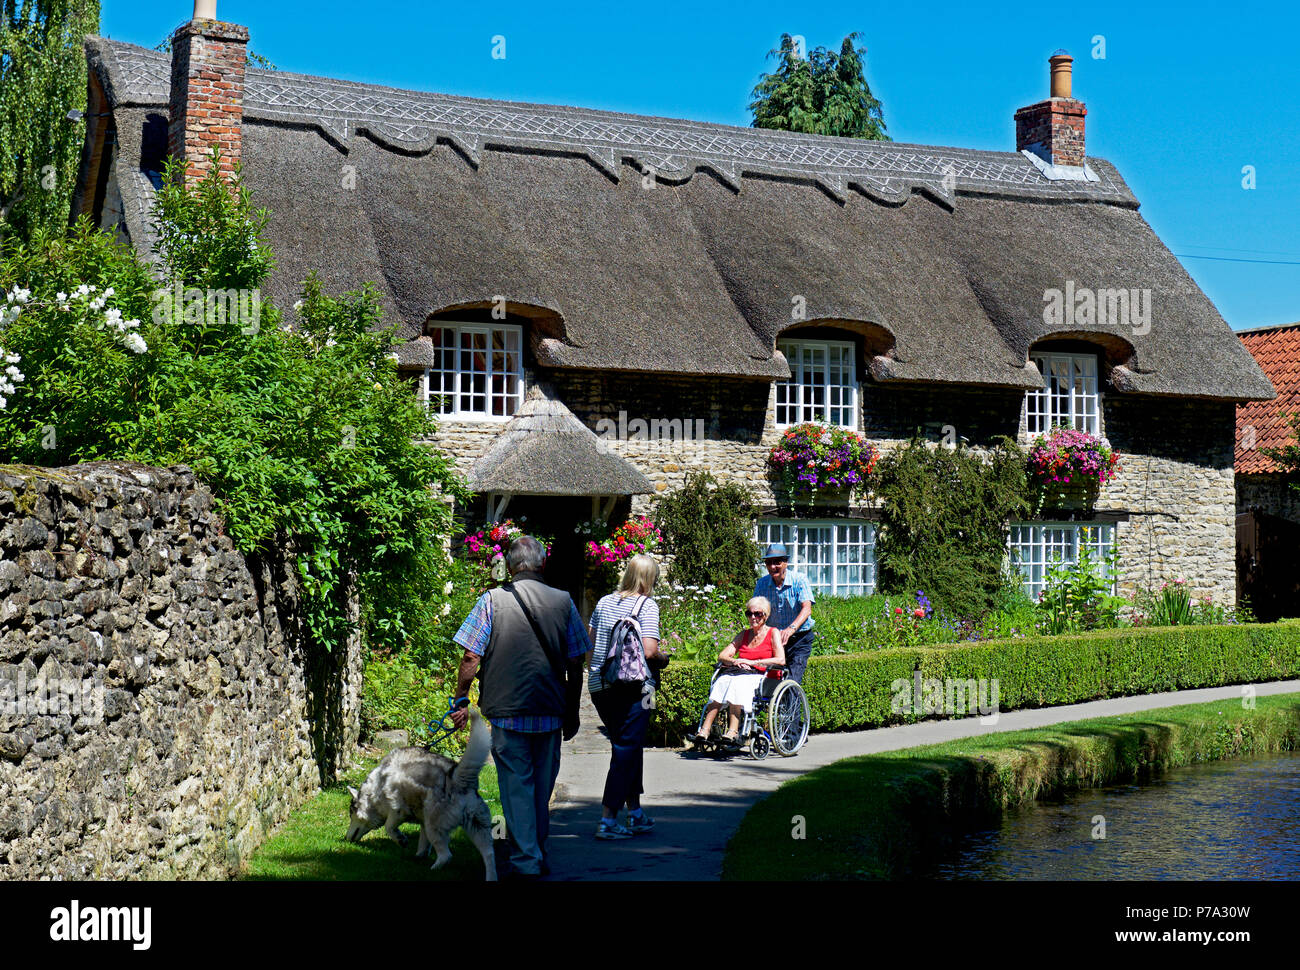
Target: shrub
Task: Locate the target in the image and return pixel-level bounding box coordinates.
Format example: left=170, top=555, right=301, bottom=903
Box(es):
left=652, top=471, right=759, bottom=589
left=0, top=153, right=467, bottom=657
left=1037, top=546, right=1124, bottom=633
left=361, top=651, right=466, bottom=756
left=873, top=437, right=1030, bottom=619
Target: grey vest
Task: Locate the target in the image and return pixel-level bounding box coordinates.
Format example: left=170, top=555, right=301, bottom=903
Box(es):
left=479, top=574, right=572, bottom=721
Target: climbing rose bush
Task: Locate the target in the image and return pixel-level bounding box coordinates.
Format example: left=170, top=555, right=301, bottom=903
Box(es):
left=1027, top=427, right=1120, bottom=487
left=768, top=422, right=878, bottom=496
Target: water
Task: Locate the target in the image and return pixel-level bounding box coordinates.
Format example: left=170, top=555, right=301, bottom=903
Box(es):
left=934, top=751, right=1300, bottom=880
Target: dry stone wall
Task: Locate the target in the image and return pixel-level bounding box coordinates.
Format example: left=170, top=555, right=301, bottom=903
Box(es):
left=0, top=462, right=361, bottom=880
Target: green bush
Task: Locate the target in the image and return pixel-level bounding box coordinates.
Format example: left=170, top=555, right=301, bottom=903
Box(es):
left=0, top=153, right=467, bottom=656
left=652, top=471, right=759, bottom=589
left=361, top=652, right=467, bottom=756
left=873, top=437, right=1030, bottom=619
left=650, top=620, right=1300, bottom=742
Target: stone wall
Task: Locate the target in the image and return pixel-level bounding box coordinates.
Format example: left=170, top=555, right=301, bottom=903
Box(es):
left=0, top=462, right=362, bottom=880
left=1237, top=473, right=1300, bottom=525
left=424, top=368, right=1239, bottom=604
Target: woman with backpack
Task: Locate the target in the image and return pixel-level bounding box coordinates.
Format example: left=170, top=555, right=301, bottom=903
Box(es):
left=586, top=553, right=664, bottom=840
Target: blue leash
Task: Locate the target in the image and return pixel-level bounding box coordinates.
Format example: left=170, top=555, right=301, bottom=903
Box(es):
left=423, top=697, right=468, bottom=749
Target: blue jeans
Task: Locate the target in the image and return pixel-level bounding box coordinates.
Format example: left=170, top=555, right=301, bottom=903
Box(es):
left=490, top=726, right=561, bottom=876
left=784, top=629, right=815, bottom=683
left=591, top=683, right=652, bottom=814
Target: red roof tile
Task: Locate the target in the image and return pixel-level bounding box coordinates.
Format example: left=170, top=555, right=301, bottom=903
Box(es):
left=1237, top=323, right=1300, bottom=473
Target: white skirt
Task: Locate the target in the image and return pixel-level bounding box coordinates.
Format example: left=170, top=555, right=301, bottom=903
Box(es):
left=708, top=672, right=765, bottom=712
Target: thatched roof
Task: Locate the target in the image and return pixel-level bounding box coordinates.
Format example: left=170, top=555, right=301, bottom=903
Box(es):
left=464, top=386, right=652, bottom=496
left=84, top=38, right=1274, bottom=400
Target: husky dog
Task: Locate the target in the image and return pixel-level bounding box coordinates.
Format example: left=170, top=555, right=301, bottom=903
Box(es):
left=345, top=707, right=497, bottom=880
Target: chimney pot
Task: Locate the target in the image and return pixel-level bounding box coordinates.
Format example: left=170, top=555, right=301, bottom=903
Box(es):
left=1049, top=50, right=1073, bottom=99
left=194, top=0, right=218, bottom=19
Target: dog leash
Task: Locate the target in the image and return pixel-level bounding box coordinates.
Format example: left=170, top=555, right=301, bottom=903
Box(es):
left=422, top=697, right=468, bottom=749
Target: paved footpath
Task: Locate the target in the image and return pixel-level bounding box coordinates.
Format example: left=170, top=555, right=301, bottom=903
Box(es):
left=543, top=679, right=1300, bottom=881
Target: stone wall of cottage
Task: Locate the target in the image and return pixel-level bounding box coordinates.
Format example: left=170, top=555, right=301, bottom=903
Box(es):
left=0, top=463, right=362, bottom=880
left=1236, top=473, right=1300, bottom=525
left=424, top=369, right=1239, bottom=605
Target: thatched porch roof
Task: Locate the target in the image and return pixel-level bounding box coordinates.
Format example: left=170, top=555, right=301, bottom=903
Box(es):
left=464, top=387, right=652, bottom=496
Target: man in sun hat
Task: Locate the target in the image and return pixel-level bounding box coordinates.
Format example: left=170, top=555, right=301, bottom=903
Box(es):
left=753, top=542, right=815, bottom=683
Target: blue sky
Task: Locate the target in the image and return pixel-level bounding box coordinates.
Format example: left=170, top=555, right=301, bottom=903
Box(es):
left=102, top=1, right=1300, bottom=330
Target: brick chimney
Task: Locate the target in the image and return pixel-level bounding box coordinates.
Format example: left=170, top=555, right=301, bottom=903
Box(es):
left=168, top=1, right=248, bottom=183
left=1014, top=51, right=1086, bottom=170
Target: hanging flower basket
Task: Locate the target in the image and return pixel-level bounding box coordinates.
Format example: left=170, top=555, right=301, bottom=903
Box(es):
left=460, top=519, right=552, bottom=582
left=768, top=423, right=878, bottom=503
left=1027, top=427, right=1120, bottom=510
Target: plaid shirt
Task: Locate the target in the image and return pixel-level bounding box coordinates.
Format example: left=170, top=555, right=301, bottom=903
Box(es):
left=454, top=589, right=590, bottom=733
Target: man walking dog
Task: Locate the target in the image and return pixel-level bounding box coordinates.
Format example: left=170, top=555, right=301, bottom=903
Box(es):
left=450, top=536, right=589, bottom=879
left=754, top=543, right=815, bottom=683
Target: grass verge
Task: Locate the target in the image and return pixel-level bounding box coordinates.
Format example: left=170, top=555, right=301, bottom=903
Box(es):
left=240, top=756, right=502, bottom=881
left=722, top=692, right=1300, bottom=880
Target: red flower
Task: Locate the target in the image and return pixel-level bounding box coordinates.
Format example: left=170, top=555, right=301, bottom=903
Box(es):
left=894, top=607, right=904, bottom=615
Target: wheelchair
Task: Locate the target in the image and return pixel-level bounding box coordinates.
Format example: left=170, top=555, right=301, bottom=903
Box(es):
left=691, top=663, right=810, bottom=759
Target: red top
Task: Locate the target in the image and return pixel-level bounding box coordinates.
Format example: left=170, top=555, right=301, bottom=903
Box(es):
left=737, top=627, right=777, bottom=662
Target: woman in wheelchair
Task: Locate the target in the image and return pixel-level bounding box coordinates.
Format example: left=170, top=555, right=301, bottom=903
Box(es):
left=692, top=596, right=785, bottom=746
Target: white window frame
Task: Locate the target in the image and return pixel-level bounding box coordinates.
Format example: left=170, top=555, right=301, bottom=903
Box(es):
left=423, top=322, right=524, bottom=422
left=775, top=338, right=858, bottom=430
left=1008, top=521, right=1116, bottom=601
left=1026, top=351, right=1100, bottom=435
left=756, top=518, right=876, bottom=597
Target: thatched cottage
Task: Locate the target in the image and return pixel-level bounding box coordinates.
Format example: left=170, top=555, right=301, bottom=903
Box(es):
left=74, top=3, right=1275, bottom=606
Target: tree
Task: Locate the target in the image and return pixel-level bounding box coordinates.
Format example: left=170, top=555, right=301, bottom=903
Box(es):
left=749, top=32, right=889, bottom=141
left=0, top=1, right=100, bottom=243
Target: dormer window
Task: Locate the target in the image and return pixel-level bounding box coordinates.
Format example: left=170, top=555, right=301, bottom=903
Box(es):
left=1026, top=351, right=1099, bottom=435
left=776, top=339, right=858, bottom=429
left=424, top=323, right=524, bottom=420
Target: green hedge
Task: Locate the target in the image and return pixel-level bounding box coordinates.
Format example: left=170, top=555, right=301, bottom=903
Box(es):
left=650, top=621, right=1300, bottom=743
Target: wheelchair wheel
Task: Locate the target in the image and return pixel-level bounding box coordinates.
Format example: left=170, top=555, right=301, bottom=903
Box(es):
left=768, top=680, right=809, bottom=756
left=750, top=734, right=771, bottom=760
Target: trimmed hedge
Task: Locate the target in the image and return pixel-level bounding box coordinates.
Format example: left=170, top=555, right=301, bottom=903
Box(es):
left=722, top=693, right=1300, bottom=880
left=650, top=621, right=1300, bottom=743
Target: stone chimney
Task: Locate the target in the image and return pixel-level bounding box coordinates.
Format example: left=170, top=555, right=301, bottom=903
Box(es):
left=1014, top=50, right=1086, bottom=170
left=168, top=1, right=248, bottom=183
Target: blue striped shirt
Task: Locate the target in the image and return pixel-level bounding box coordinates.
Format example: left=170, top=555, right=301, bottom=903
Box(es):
left=754, top=571, right=815, bottom=634
left=454, top=589, right=591, bottom=732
